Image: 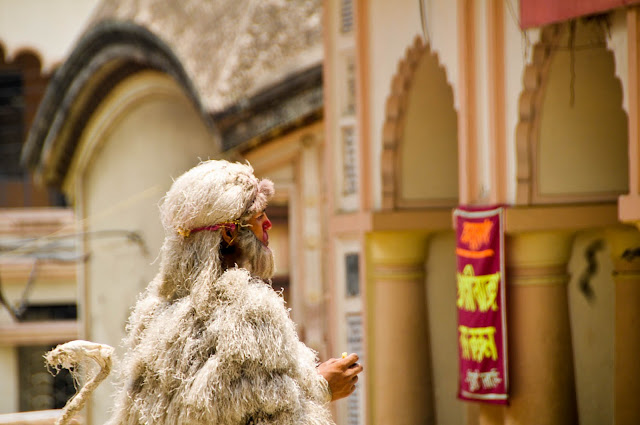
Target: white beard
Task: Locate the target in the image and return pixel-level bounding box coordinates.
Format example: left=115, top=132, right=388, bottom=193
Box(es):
left=235, top=227, right=276, bottom=280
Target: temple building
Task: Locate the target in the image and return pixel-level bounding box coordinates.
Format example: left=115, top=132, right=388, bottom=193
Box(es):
left=1, top=1, right=639, bottom=424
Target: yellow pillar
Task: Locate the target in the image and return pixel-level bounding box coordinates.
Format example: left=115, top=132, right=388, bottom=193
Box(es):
left=367, top=231, right=434, bottom=425
left=606, top=226, right=640, bottom=425
left=503, top=231, right=578, bottom=425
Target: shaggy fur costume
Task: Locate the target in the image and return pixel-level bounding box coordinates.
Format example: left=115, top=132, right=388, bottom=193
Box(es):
left=47, top=160, right=334, bottom=425
left=104, top=160, right=334, bottom=425
left=107, top=268, right=333, bottom=425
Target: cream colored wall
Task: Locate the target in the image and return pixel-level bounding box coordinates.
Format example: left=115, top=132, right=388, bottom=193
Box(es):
left=425, top=232, right=466, bottom=425
left=538, top=21, right=628, bottom=197
left=567, top=231, right=615, bottom=425
left=0, top=347, right=18, bottom=413
left=0, top=0, right=100, bottom=71
left=67, top=71, right=218, bottom=425
left=400, top=50, right=458, bottom=203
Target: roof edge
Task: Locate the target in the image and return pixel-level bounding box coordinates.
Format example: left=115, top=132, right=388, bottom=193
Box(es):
left=21, top=19, right=212, bottom=186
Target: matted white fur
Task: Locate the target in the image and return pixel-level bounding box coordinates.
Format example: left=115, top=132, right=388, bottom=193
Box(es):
left=108, top=268, right=333, bottom=425
left=46, top=160, right=333, bottom=425
left=160, top=160, right=274, bottom=235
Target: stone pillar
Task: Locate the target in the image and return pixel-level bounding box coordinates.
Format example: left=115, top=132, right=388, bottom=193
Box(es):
left=503, top=231, right=578, bottom=425
left=475, top=404, right=504, bottom=425
left=367, top=231, right=434, bottom=425
left=605, top=226, right=640, bottom=425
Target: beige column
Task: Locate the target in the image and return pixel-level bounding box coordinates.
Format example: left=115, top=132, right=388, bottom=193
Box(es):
left=367, top=231, right=434, bottom=425
left=503, top=231, right=578, bottom=425
left=606, top=226, right=640, bottom=425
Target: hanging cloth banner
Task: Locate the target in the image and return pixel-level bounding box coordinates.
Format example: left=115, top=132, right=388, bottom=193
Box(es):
left=453, top=206, right=509, bottom=404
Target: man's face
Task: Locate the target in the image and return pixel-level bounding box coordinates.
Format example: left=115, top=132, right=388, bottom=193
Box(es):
left=247, top=211, right=272, bottom=247
left=232, top=210, right=275, bottom=280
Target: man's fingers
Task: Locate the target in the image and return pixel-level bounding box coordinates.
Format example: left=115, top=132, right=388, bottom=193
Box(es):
left=341, top=353, right=359, bottom=368
left=346, top=362, right=364, bottom=376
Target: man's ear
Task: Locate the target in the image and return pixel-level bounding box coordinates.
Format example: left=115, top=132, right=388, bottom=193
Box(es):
left=221, top=227, right=238, bottom=246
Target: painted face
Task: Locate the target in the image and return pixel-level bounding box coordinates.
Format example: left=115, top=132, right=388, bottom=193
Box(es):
left=248, top=210, right=272, bottom=247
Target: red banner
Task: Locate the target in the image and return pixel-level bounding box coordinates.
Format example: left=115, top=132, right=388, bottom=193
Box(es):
left=454, top=207, right=508, bottom=404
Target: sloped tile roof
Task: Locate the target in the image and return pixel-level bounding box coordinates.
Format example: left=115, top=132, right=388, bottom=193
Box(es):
left=90, top=0, right=323, bottom=113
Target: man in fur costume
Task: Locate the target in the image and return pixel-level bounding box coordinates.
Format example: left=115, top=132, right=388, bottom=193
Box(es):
left=101, top=160, right=362, bottom=425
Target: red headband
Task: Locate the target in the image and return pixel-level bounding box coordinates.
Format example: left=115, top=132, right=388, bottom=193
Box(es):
left=177, top=222, right=240, bottom=238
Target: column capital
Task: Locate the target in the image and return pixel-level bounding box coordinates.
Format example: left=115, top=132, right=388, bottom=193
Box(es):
left=505, top=230, right=575, bottom=270
left=367, top=231, right=431, bottom=265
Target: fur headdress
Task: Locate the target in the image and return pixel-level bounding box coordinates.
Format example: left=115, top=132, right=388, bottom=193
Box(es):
left=160, top=160, right=274, bottom=236
left=156, top=160, right=274, bottom=300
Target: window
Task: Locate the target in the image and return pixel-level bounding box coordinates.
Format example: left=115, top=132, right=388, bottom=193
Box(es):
left=0, top=72, right=24, bottom=178
left=341, top=126, right=357, bottom=196
left=340, top=0, right=354, bottom=34
left=345, top=252, right=360, bottom=297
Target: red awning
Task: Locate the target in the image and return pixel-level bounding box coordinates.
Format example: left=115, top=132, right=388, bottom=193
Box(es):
left=520, top=0, right=640, bottom=29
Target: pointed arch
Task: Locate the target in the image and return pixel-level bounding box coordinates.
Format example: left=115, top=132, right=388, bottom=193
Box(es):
left=516, top=19, right=628, bottom=204
left=381, top=36, right=458, bottom=211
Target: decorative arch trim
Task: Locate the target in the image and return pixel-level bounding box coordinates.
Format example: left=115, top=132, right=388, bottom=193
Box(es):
left=63, top=71, right=198, bottom=202
left=380, top=35, right=456, bottom=210
left=21, top=20, right=214, bottom=188
left=516, top=20, right=627, bottom=204
left=516, top=25, right=560, bottom=204
left=381, top=36, right=426, bottom=211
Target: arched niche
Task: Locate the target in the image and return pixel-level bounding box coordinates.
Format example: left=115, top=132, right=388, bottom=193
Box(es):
left=516, top=18, right=628, bottom=204
left=381, top=36, right=458, bottom=211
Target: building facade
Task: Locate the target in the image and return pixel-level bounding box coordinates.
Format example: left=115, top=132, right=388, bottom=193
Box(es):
left=323, top=0, right=640, bottom=424
left=6, top=0, right=640, bottom=424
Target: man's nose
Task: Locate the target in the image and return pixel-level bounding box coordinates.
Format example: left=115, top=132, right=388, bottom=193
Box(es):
left=263, top=213, right=272, bottom=231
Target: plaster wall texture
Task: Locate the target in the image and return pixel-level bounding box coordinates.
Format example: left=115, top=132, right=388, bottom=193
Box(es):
left=0, top=0, right=100, bottom=71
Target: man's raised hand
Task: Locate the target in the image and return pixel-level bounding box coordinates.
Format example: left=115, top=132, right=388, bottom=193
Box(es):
left=317, top=353, right=364, bottom=401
